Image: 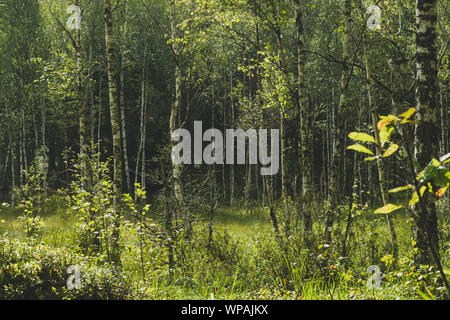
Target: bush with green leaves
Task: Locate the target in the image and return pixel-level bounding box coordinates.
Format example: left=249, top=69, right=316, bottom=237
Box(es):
left=0, top=238, right=136, bottom=299
left=65, top=147, right=120, bottom=260
left=16, top=166, right=46, bottom=238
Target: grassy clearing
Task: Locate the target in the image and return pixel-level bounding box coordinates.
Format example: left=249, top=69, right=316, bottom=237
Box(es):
left=0, top=197, right=448, bottom=300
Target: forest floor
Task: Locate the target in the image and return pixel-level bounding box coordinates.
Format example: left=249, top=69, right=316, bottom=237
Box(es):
left=0, top=197, right=449, bottom=300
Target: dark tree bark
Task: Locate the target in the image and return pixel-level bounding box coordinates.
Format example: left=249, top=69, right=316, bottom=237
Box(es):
left=413, top=0, right=440, bottom=266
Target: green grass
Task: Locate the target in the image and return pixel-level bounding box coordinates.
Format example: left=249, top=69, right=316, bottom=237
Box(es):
left=1, top=197, right=449, bottom=300
left=0, top=198, right=77, bottom=246
left=210, top=207, right=273, bottom=236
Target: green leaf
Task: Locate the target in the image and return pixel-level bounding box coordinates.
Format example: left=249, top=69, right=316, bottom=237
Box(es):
left=364, top=156, right=377, bottom=161
left=430, top=158, right=441, bottom=166
left=399, top=108, right=416, bottom=120
left=421, top=159, right=442, bottom=183
left=432, top=167, right=450, bottom=186
left=348, top=132, right=376, bottom=143
left=347, top=144, right=374, bottom=155
left=388, top=185, right=414, bottom=193
left=416, top=288, right=433, bottom=300
left=409, top=186, right=427, bottom=206
left=374, top=203, right=403, bottom=214
left=380, top=125, right=395, bottom=145
left=383, top=144, right=399, bottom=157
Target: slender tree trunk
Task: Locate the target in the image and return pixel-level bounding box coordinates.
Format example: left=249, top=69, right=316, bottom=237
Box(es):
left=208, top=164, right=216, bottom=249
left=273, top=29, right=291, bottom=236
left=22, top=81, right=27, bottom=175
left=74, top=0, right=90, bottom=191
left=222, top=100, right=227, bottom=202
left=104, top=0, right=123, bottom=264
left=90, top=43, right=96, bottom=144
left=141, top=74, right=147, bottom=191
left=325, top=0, right=352, bottom=242
left=40, top=83, right=46, bottom=150
left=254, top=163, right=260, bottom=202
left=32, top=95, right=39, bottom=152
left=97, top=77, right=102, bottom=156
left=120, top=0, right=131, bottom=193
left=19, top=75, right=26, bottom=190
left=255, top=20, right=263, bottom=206
left=388, top=58, right=402, bottom=115
left=280, top=108, right=290, bottom=236
left=169, top=0, right=183, bottom=206
left=294, top=0, right=313, bottom=241
left=265, top=176, right=279, bottom=237
left=2, top=138, right=11, bottom=191
left=134, top=73, right=145, bottom=201
left=230, top=69, right=235, bottom=207
left=163, top=166, right=175, bottom=276
left=245, top=149, right=250, bottom=211
left=3, top=119, right=12, bottom=190
left=413, top=0, right=440, bottom=266
left=19, top=125, right=23, bottom=190
left=362, top=37, right=399, bottom=260
left=208, top=92, right=216, bottom=249
left=11, top=137, right=16, bottom=207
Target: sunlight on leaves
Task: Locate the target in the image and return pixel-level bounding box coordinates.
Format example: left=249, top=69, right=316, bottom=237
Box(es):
left=388, top=185, right=414, bottom=193
left=347, top=144, right=374, bottom=155
left=399, top=108, right=415, bottom=120
left=383, top=144, right=399, bottom=157
left=374, top=203, right=403, bottom=214
left=348, top=132, right=376, bottom=143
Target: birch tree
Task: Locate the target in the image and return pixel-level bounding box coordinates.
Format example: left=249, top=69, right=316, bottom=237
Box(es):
left=104, top=0, right=123, bottom=264
left=413, top=0, right=441, bottom=265
left=294, top=0, right=313, bottom=241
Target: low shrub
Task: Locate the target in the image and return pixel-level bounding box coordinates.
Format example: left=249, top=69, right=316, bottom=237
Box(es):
left=0, top=238, right=136, bottom=299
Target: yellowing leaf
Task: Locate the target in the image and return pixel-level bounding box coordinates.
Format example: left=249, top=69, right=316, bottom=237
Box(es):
left=431, top=158, right=441, bottom=167
left=417, top=170, right=424, bottom=180
left=374, top=203, right=403, bottom=214
left=388, top=185, right=414, bottom=193
left=348, top=132, right=376, bottom=143
left=377, top=115, right=398, bottom=130
left=435, top=185, right=448, bottom=198
left=380, top=125, right=394, bottom=145
left=409, top=186, right=427, bottom=206
left=347, top=144, right=374, bottom=155
left=399, top=108, right=416, bottom=120
left=364, top=156, right=377, bottom=161
left=378, top=119, right=389, bottom=131
left=383, top=144, right=399, bottom=157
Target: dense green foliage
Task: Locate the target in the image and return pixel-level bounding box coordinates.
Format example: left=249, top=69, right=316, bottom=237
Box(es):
left=0, top=0, right=448, bottom=300
left=0, top=194, right=448, bottom=299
